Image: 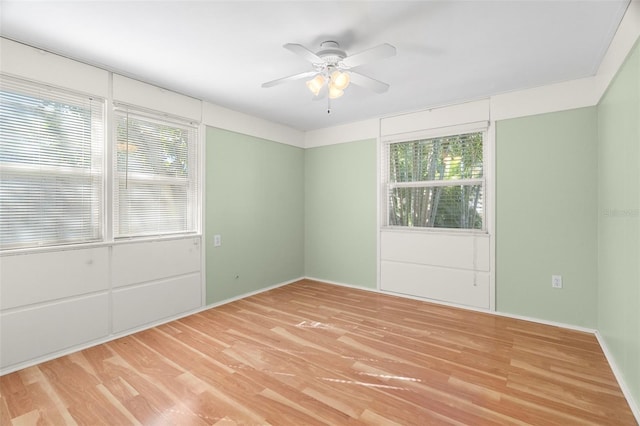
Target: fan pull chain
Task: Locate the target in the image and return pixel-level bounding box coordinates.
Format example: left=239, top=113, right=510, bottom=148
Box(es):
left=327, top=97, right=331, bottom=114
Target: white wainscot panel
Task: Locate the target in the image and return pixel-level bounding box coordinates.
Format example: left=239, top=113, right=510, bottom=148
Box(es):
left=112, top=273, right=201, bottom=333
left=0, top=247, right=109, bottom=310
left=381, top=261, right=490, bottom=309
left=381, top=231, right=490, bottom=271
left=112, top=237, right=201, bottom=288
left=0, top=293, right=109, bottom=369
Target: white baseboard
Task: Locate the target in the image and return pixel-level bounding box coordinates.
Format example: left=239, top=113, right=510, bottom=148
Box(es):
left=0, top=303, right=211, bottom=376
left=205, top=277, right=303, bottom=309
left=4, top=275, right=638, bottom=423
left=306, top=277, right=640, bottom=421
left=595, top=331, right=640, bottom=424
left=487, top=310, right=597, bottom=334
left=0, top=276, right=303, bottom=376
left=305, top=276, right=596, bottom=334
left=304, top=276, right=379, bottom=293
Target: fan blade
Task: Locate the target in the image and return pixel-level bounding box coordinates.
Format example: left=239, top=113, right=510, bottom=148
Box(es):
left=341, top=43, right=396, bottom=68
left=284, top=43, right=323, bottom=64
left=349, top=72, right=390, bottom=94
left=262, top=71, right=318, bottom=88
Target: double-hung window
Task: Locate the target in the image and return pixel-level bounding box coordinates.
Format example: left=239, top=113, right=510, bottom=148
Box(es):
left=383, top=129, right=485, bottom=230
left=0, top=75, right=104, bottom=250
left=113, top=106, right=198, bottom=238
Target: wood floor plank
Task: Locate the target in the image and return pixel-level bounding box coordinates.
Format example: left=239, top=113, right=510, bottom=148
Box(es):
left=0, top=279, right=636, bottom=425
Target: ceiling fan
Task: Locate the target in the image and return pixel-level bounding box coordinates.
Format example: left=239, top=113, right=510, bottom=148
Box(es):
left=262, top=41, right=396, bottom=100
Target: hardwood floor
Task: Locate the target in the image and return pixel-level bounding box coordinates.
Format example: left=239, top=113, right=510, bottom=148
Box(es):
left=1, top=279, right=636, bottom=425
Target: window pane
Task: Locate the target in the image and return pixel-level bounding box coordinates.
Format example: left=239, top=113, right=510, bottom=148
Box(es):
left=114, top=109, right=197, bottom=238
left=388, top=133, right=483, bottom=183
left=116, top=181, right=190, bottom=236
left=388, top=185, right=483, bottom=229
left=0, top=76, right=103, bottom=250
left=115, top=114, right=190, bottom=177
left=385, top=130, right=485, bottom=230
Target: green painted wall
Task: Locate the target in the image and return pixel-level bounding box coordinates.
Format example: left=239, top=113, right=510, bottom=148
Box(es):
left=496, top=107, right=599, bottom=328
left=597, top=39, right=640, bottom=409
left=205, top=127, right=304, bottom=304
left=304, top=139, right=377, bottom=288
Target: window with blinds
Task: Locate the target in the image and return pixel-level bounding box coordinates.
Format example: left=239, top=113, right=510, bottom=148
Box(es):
left=384, top=131, right=485, bottom=230
left=114, top=107, right=198, bottom=238
left=0, top=75, right=104, bottom=250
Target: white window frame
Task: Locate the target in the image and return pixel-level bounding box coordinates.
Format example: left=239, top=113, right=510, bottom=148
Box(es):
left=112, top=104, right=199, bottom=239
left=0, top=74, right=105, bottom=250
left=0, top=73, right=203, bottom=253
left=381, top=122, right=488, bottom=233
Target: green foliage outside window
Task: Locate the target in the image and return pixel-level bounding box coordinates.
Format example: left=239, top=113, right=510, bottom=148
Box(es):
left=387, top=132, right=484, bottom=230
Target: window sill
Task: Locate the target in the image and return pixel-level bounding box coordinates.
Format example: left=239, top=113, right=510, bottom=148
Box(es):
left=0, top=233, right=202, bottom=257
left=381, top=226, right=489, bottom=237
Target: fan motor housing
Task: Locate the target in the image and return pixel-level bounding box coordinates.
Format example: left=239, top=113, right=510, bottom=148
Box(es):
left=317, top=41, right=346, bottom=65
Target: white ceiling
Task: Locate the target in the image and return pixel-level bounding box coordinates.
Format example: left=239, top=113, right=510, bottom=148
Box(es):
left=0, top=1, right=631, bottom=131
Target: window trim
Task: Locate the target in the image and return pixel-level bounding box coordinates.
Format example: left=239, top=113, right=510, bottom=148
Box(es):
left=381, top=123, right=488, bottom=233
left=0, top=75, right=203, bottom=254
left=0, top=74, right=106, bottom=251
left=112, top=103, right=200, bottom=240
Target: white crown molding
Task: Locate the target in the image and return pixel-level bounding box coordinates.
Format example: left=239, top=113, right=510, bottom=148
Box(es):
left=489, top=76, right=599, bottom=121
left=0, top=38, right=109, bottom=99
left=203, top=102, right=305, bottom=148
left=310, top=1, right=639, bottom=138
left=594, top=0, right=640, bottom=101
left=304, top=118, right=378, bottom=148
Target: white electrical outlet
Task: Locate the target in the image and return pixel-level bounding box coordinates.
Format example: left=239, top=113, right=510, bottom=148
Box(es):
left=552, top=275, right=563, bottom=288
left=213, top=234, right=221, bottom=247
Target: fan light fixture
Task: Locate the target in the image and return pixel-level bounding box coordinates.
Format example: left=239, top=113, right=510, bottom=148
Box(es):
left=306, top=74, right=325, bottom=96
left=306, top=69, right=351, bottom=99
left=262, top=40, right=396, bottom=113
left=331, top=70, right=350, bottom=90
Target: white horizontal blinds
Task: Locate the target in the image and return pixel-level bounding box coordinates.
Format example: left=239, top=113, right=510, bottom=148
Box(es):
left=113, top=106, right=198, bottom=238
left=385, top=131, right=484, bottom=230
left=0, top=75, right=104, bottom=250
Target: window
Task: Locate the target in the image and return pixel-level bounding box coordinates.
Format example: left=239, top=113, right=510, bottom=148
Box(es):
left=384, top=131, right=485, bottom=230
left=114, top=106, right=198, bottom=238
left=0, top=75, right=104, bottom=250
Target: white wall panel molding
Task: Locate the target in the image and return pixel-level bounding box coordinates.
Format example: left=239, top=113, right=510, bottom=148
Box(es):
left=380, top=261, right=490, bottom=309
left=0, top=237, right=204, bottom=371
left=0, top=293, right=109, bottom=369
left=0, top=247, right=109, bottom=310
left=381, top=230, right=490, bottom=272
left=304, top=118, right=378, bottom=148
left=0, top=38, right=109, bottom=98
left=112, top=273, right=201, bottom=333
left=379, top=230, right=491, bottom=310
left=0, top=276, right=298, bottom=375
left=378, top=102, right=494, bottom=311
left=111, top=237, right=201, bottom=288
left=112, top=74, right=202, bottom=121
left=203, top=102, right=305, bottom=148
